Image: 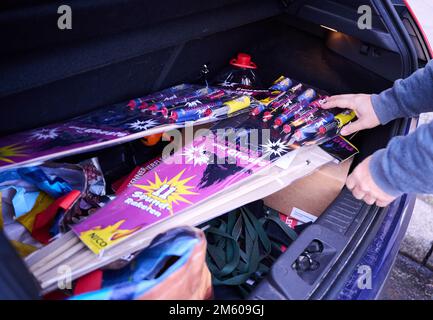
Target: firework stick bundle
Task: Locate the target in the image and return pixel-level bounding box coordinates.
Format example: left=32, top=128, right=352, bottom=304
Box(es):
left=0, top=83, right=264, bottom=171
left=26, top=232, right=79, bottom=271
left=29, top=117, right=358, bottom=291
left=29, top=146, right=308, bottom=282
left=26, top=83, right=294, bottom=276
left=27, top=146, right=334, bottom=292
left=31, top=242, right=86, bottom=277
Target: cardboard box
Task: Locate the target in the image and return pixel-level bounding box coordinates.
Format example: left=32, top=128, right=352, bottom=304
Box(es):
left=264, top=158, right=353, bottom=218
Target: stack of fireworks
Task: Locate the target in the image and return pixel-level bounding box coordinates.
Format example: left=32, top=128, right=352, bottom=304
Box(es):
left=125, top=78, right=293, bottom=124
left=250, top=78, right=356, bottom=146
left=126, top=77, right=356, bottom=147
left=126, top=84, right=250, bottom=123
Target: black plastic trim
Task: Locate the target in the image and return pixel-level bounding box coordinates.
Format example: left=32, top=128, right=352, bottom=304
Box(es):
left=1, top=0, right=283, bottom=98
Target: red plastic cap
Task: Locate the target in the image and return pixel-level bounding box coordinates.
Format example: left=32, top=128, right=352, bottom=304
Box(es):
left=230, top=53, right=258, bottom=69
left=319, top=126, right=327, bottom=134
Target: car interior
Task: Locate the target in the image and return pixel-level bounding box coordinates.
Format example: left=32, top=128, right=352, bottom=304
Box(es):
left=0, top=0, right=426, bottom=299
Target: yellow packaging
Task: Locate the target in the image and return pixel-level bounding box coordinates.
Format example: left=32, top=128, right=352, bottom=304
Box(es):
left=225, top=96, right=251, bottom=114
left=335, top=111, right=357, bottom=127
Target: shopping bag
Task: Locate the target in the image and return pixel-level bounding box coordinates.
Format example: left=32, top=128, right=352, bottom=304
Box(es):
left=71, top=226, right=212, bottom=300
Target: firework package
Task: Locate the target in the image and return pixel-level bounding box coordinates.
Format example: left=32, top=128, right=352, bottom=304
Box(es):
left=24, top=59, right=359, bottom=293
left=62, top=76, right=358, bottom=255
left=0, top=77, right=291, bottom=171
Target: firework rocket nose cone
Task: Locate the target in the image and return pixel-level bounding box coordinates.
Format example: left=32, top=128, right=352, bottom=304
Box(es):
left=263, top=112, right=272, bottom=122
left=161, top=108, right=169, bottom=117
left=251, top=108, right=260, bottom=116
left=204, top=108, right=213, bottom=116
left=283, top=125, right=292, bottom=134
left=274, top=118, right=283, bottom=127
left=170, top=112, right=179, bottom=121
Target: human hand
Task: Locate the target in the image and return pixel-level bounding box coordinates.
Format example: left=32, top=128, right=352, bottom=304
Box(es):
left=347, top=156, right=398, bottom=207
left=322, top=94, right=381, bottom=136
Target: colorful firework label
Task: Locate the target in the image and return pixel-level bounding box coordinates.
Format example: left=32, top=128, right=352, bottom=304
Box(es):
left=0, top=104, right=168, bottom=170
left=71, top=82, right=359, bottom=254
left=0, top=79, right=320, bottom=171
left=0, top=84, right=266, bottom=171
left=72, top=136, right=270, bottom=254
left=72, top=128, right=357, bottom=255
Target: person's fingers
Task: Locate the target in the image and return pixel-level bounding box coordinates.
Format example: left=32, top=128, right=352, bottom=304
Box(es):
left=363, top=194, right=376, bottom=205
left=340, top=120, right=365, bottom=136
left=346, top=174, right=356, bottom=190
left=376, top=200, right=390, bottom=208
left=321, top=95, right=355, bottom=110
left=352, top=186, right=366, bottom=200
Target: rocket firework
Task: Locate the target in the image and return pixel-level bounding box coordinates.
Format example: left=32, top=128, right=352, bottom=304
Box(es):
left=254, top=79, right=300, bottom=117
left=281, top=97, right=329, bottom=133
left=251, top=103, right=268, bottom=117
left=270, top=77, right=294, bottom=92
left=207, top=90, right=226, bottom=100
left=251, top=93, right=293, bottom=116
left=262, top=87, right=315, bottom=122
left=274, top=103, right=306, bottom=129
left=261, top=94, right=296, bottom=122
left=169, top=98, right=227, bottom=122
left=281, top=107, right=321, bottom=133
left=170, top=106, right=213, bottom=123
left=212, top=96, right=251, bottom=118
left=289, top=83, right=303, bottom=94
left=148, top=87, right=214, bottom=111
left=309, top=96, right=329, bottom=108
left=127, top=84, right=193, bottom=110
left=127, top=97, right=148, bottom=110
left=291, top=110, right=356, bottom=144
left=296, top=88, right=316, bottom=103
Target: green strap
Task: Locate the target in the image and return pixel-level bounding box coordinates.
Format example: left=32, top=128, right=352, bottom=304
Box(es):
left=205, top=205, right=299, bottom=296
left=265, top=214, right=299, bottom=242
left=206, top=227, right=240, bottom=277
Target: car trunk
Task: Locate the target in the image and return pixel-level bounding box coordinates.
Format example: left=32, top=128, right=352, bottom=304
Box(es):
left=0, top=0, right=418, bottom=299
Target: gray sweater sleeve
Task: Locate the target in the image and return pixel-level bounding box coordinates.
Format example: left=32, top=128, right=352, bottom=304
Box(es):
left=370, top=123, right=433, bottom=196
left=369, top=60, right=433, bottom=196
left=371, top=59, right=433, bottom=124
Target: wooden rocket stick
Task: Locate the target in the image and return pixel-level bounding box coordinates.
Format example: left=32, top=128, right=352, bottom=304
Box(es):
left=28, top=236, right=81, bottom=272
left=39, top=249, right=95, bottom=290
left=32, top=241, right=87, bottom=277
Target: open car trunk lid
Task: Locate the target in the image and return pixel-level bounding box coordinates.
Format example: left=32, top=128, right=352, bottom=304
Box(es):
left=0, top=0, right=420, bottom=299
